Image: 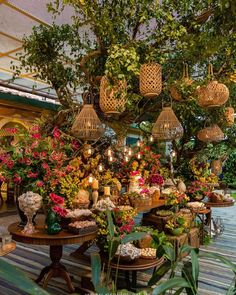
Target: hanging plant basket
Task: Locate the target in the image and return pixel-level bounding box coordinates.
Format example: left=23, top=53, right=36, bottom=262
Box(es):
left=197, top=124, right=224, bottom=142
left=224, top=107, right=234, bottom=126
left=139, top=63, right=162, bottom=98
left=71, top=104, right=105, bottom=141
left=169, top=63, right=193, bottom=102
left=152, top=107, right=184, bottom=140
left=99, top=76, right=127, bottom=114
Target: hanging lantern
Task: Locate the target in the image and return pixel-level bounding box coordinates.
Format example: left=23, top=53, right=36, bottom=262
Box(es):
left=99, top=76, right=127, bottom=114
left=71, top=104, right=104, bottom=141
left=224, top=107, right=234, bottom=126
left=169, top=63, right=193, bottom=102
left=139, top=63, right=162, bottom=98
left=197, top=124, right=224, bottom=142
left=152, top=107, right=184, bottom=140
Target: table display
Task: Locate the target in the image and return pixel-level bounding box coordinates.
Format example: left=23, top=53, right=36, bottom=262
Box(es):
left=8, top=222, right=97, bottom=292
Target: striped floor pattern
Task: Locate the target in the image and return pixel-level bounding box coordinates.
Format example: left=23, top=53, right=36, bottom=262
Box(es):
left=0, top=206, right=235, bottom=294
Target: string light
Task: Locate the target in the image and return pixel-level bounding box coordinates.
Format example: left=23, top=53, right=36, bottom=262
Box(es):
left=125, top=156, right=129, bottom=162
left=98, top=164, right=103, bottom=172
left=88, top=175, right=93, bottom=184
left=128, top=147, right=132, bottom=156
left=149, top=135, right=154, bottom=142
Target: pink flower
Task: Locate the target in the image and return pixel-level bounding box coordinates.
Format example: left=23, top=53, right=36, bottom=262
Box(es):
left=5, top=127, right=18, bottom=134
left=49, top=193, right=64, bottom=205
left=52, top=205, right=67, bottom=217
left=40, top=151, right=47, bottom=158
left=140, top=188, right=150, bottom=194
left=50, top=151, right=65, bottom=162
left=13, top=174, right=21, bottom=184
left=66, top=165, right=73, bottom=172
left=42, top=162, right=49, bottom=170
left=25, top=158, right=32, bottom=166
left=31, top=133, right=41, bottom=139
left=33, top=151, right=39, bottom=158
left=36, top=180, right=44, bottom=187
left=31, top=141, right=39, bottom=149
left=71, top=139, right=79, bottom=150
left=138, top=177, right=145, bottom=186
left=30, top=125, right=40, bottom=133
left=28, top=171, right=38, bottom=178
left=53, top=127, right=61, bottom=139
left=6, top=160, right=14, bottom=169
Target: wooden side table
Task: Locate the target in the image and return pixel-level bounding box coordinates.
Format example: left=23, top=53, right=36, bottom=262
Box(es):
left=109, top=256, right=164, bottom=291
left=8, top=222, right=97, bottom=292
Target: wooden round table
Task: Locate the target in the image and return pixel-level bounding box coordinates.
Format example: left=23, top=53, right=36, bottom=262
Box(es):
left=8, top=222, right=97, bottom=293
left=110, top=256, right=164, bottom=291
left=204, top=201, right=234, bottom=208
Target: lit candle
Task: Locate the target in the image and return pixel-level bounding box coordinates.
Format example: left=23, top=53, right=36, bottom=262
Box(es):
left=89, top=175, right=93, bottom=184
left=137, top=152, right=141, bottom=159
left=128, top=147, right=132, bottom=156
left=87, top=147, right=92, bottom=155
left=92, top=179, right=99, bottom=190
left=171, top=150, right=176, bottom=157
left=109, top=156, right=113, bottom=162
left=137, top=139, right=141, bottom=147
left=125, top=156, right=129, bottom=162
left=104, top=186, right=110, bottom=196
left=98, top=164, right=103, bottom=172
left=149, top=135, right=154, bottom=142
left=107, top=148, right=112, bottom=156
left=124, top=146, right=128, bottom=153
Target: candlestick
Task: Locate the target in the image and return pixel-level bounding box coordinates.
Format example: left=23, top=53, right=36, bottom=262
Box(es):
left=107, top=148, right=112, bottom=156
left=104, top=186, right=110, bottom=196
left=92, top=179, right=99, bottom=190
left=92, top=189, right=99, bottom=206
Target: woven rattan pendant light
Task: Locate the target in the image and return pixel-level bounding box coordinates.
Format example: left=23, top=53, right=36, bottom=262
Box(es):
left=152, top=107, right=184, bottom=140
left=197, top=124, right=224, bottom=142
left=225, top=107, right=234, bottom=126
left=71, top=92, right=104, bottom=141
left=99, top=76, right=127, bottom=114
left=197, top=64, right=229, bottom=107
left=139, top=63, right=162, bottom=98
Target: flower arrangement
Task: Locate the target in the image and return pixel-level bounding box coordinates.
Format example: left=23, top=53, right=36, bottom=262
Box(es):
left=149, top=173, right=164, bottom=186
left=189, top=158, right=218, bottom=184
left=165, top=190, right=189, bottom=207
left=187, top=180, right=212, bottom=201
left=48, top=193, right=67, bottom=217
left=165, top=214, right=187, bottom=235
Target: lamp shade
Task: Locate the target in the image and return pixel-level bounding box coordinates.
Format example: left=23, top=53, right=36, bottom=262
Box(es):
left=152, top=107, right=184, bottom=140
left=197, top=124, right=224, bottom=142
left=71, top=104, right=104, bottom=141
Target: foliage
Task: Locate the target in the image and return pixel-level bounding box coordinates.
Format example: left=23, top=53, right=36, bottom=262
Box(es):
left=222, top=151, right=236, bottom=186
left=187, top=180, right=212, bottom=201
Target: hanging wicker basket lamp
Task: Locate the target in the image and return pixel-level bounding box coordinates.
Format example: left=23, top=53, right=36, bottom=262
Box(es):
left=99, top=76, right=127, bottom=114
left=152, top=107, right=184, bottom=140
left=224, top=106, right=234, bottom=126
left=169, top=63, right=193, bottom=102
left=197, top=64, right=229, bottom=107
left=139, top=63, right=162, bottom=98
left=197, top=124, right=224, bottom=142
left=211, top=159, right=222, bottom=175
left=71, top=104, right=105, bottom=141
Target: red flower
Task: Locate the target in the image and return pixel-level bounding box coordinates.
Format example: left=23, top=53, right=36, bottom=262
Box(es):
left=49, top=193, right=64, bottom=205
left=30, top=125, right=40, bottom=133
left=36, top=180, right=44, bottom=187
left=53, top=127, right=61, bottom=139
left=130, top=170, right=140, bottom=176
left=28, top=171, right=38, bottom=178
left=33, top=151, right=39, bottom=158
left=13, top=174, right=21, bottom=184
left=6, top=160, right=14, bottom=169
left=52, top=205, right=67, bottom=217
left=31, top=133, right=41, bottom=139
left=40, top=151, right=47, bottom=158
left=25, top=158, right=32, bottom=166
left=71, top=139, right=79, bottom=150
left=42, top=162, right=49, bottom=170
left=5, top=127, right=18, bottom=134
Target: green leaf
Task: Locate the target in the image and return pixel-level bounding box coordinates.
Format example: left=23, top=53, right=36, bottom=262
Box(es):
left=182, top=261, right=197, bottom=295
left=148, top=260, right=171, bottom=286
left=108, top=237, right=120, bottom=258
left=191, top=249, right=199, bottom=283
left=153, top=277, right=190, bottom=295
left=91, top=253, right=101, bottom=288
left=0, top=259, right=49, bottom=295
left=163, top=244, right=175, bottom=262
left=107, top=210, right=114, bottom=238
left=121, top=232, right=147, bottom=244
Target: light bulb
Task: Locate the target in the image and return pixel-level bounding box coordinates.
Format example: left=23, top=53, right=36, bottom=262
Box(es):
left=98, top=164, right=103, bottom=172
left=137, top=140, right=141, bottom=147
left=87, top=148, right=92, bottom=155
left=171, top=150, right=176, bottom=157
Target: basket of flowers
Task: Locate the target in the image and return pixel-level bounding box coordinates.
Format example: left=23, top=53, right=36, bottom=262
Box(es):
left=165, top=215, right=187, bottom=236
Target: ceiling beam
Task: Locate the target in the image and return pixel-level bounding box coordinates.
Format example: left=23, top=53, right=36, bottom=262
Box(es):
left=4, top=2, right=51, bottom=27
left=0, top=31, right=22, bottom=43
left=0, top=47, right=22, bottom=58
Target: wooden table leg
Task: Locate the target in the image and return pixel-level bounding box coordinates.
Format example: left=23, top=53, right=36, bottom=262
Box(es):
left=131, top=270, right=137, bottom=289
left=70, top=240, right=94, bottom=259
left=36, top=245, right=75, bottom=293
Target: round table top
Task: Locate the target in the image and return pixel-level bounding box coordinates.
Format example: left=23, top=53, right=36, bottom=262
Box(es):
left=110, top=256, right=164, bottom=271
left=8, top=222, right=97, bottom=246
left=204, top=201, right=234, bottom=208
